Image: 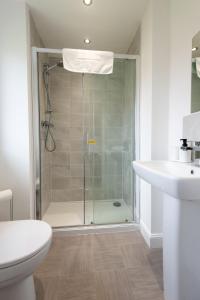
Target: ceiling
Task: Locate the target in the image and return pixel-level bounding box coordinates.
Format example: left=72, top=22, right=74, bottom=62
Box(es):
left=26, top=0, right=147, bottom=53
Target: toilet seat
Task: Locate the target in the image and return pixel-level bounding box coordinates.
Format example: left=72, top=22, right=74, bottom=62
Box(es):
left=0, top=220, right=52, bottom=269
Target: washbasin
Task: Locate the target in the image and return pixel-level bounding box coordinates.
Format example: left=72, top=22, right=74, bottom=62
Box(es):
left=132, top=160, right=200, bottom=200
left=132, top=159, right=200, bottom=300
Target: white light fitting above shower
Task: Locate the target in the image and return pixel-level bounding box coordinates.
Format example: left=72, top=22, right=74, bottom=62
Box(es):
left=83, top=0, right=93, bottom=6
left=192, top=47, right=198, bottom=52
left=84, top=38, right=91, bottom=44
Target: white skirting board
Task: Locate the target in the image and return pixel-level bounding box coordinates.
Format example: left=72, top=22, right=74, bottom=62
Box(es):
left=140, top=220, right=163, bottom=248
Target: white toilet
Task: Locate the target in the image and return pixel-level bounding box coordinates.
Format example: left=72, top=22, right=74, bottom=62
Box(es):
left=0, top=220, right=52, bottom=300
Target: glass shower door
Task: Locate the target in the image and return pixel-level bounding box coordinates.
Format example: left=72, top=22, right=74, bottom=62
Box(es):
left=83, top=58, right=136, bottom=225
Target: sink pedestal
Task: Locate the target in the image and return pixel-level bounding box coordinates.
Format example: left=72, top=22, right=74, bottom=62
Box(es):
left=132, top=160, right=200, bottom=300
left=163, top=195, right=200, bottom=300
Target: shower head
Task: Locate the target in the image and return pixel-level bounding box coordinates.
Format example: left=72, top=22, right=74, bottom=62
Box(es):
left=43, top=61, right=63, bottom=73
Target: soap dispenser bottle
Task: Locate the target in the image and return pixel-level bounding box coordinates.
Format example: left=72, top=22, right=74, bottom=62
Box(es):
left=179, top=139, right=192, bottom=163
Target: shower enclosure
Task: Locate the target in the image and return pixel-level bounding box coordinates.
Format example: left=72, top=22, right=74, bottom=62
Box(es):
left=32, top=48, right=139, bottom=228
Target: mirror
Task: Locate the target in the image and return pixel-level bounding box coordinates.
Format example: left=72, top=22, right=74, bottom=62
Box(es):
left=191, top=31, right=200, bottom=113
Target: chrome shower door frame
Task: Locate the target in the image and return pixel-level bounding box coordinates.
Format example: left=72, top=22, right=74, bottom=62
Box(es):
left=31, top=47, right=140, bottom=226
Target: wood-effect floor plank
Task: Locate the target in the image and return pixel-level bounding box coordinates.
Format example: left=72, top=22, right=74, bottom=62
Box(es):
left=34, top=230, right=164, bottom=300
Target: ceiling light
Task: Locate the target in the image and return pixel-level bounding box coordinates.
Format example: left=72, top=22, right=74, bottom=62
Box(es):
left=192, top=47, right=198, bottom=52
left=84, top=38, right=91, bottom=44
left=83, top=0, right=93, bottom=6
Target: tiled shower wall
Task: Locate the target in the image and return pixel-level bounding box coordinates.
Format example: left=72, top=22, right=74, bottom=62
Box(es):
left=50, top=59, right=84, bottom=203
left=40, top=57, right=135, bottom=215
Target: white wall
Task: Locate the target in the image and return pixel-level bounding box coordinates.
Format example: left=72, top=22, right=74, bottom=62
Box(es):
left=0, top=0, right=32, bottom=219
left=26, top=8, right=46, bottom=219
left=140, top=1, right=153, bottom=237
left=128, top=26, right=141, bottom=55
left=168, top=0, right=200, bottom=154
left=139, top=0, right=200, bottom=248
left=139, top=0, right=169, bottom=247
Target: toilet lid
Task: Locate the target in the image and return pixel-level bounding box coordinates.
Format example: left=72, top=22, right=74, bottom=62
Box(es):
left=0, top=220, right=52, bottom=268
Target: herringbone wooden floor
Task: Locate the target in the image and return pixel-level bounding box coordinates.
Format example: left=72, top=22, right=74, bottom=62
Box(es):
left=34, top=230, right=164, bottom=300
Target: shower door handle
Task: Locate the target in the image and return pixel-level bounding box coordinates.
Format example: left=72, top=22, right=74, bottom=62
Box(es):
left=87, top=138, right=96, bottom=145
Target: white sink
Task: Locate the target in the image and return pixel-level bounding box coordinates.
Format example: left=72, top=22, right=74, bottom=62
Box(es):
left=132, top=160, right=200, bottom=200
left=132, top=160, right=200, bottom=300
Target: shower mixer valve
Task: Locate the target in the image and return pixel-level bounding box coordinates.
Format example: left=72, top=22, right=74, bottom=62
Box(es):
left=41, top=120, right=54, bottom=128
